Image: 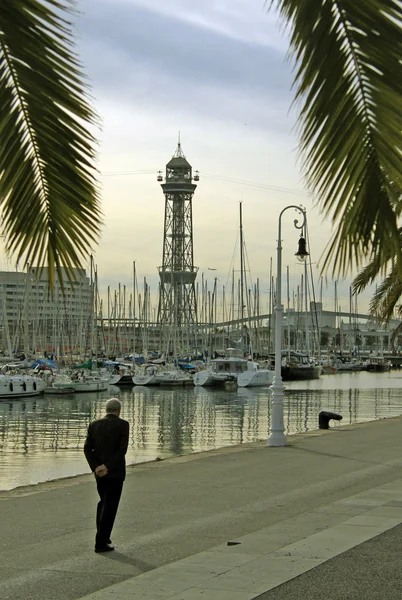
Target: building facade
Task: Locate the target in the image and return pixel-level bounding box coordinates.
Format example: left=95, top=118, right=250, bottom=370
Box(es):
left=0, top=267, right=92, bottom=356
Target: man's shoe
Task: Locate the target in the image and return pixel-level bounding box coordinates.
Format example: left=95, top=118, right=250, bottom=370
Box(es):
left=95, top=543, right=115, bottom=553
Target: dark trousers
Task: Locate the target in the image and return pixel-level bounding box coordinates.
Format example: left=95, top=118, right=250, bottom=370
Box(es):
left=95, top=477, right=123, bottom=548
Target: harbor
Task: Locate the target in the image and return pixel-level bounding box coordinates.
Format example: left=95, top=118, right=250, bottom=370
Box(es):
left=0, top=141, right=401, bottom=492
left=2, top=370, right=402, bottom=491
left=0, top=1, right=401, bottom=599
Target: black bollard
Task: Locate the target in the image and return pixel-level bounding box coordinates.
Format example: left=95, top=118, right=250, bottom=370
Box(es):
left=319, top=410, right=343, bottom=430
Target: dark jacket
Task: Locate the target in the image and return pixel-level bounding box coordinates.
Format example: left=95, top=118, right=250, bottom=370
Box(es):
left=84, top=413, right=130, bottom=480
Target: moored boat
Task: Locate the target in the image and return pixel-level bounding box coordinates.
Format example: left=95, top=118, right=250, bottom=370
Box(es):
left=44, top=386, right=76, bottom=395
left=321, top=364, right=337, bottom=375
left=157, top=369, right=193, bottom=386
left=280, top=351, right=321, bottom=381
left=193, top=368, right=215, bottom=386
left=335, top=358, right=366, bottom=372
left=108, top=363, right=135, bottom=385
left=194, top=348, right=273, bottom=387
left=70, top=370, right=110, bottom=392
left=132, top=365, right=160, bottom=386
left=0, top=374, right=46, bottom=399
left=365, top=357, right=392, bottom=372
left=237, top=367, right=274, bottom=387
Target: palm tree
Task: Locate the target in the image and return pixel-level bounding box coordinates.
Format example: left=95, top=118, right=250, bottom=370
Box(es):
left=270, top=0, right=402, bottom=277
left=0, top=0, right=102, bottom=290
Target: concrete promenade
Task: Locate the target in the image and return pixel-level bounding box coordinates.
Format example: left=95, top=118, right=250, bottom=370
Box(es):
left=2, top=416, right=402, bottom=599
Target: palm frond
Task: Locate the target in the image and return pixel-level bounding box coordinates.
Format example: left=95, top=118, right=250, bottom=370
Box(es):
left=368, top=263, right=402, bottom=321
left=270, top=0, right=402, bottom=275
left=0, top=0, right=102, bottom=290
left=353, top=227, right=402, bottom=294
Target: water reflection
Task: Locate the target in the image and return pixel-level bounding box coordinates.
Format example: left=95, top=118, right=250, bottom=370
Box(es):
left=1, top=371, right=402, bottom=490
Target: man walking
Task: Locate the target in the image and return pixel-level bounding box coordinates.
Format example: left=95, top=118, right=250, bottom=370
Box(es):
left=84, top=397, right=129, bottom=553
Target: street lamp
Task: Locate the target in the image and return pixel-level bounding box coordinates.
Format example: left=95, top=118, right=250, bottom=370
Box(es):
left=268, top=206, right=308, bottom=447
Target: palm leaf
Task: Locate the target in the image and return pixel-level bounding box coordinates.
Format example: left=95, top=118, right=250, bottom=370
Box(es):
left=353, top=227, right=402, bottom=295
left=367, top=264, right=402, bottom=321
left=270, top=0, right=402, bottom=275
left=0, top=0, right=102, bottom=290
left=353, top=226, right=402, bottom=323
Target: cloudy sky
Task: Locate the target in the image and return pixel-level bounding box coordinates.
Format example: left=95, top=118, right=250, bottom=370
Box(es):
left=64, top=0, right=374, bottom=316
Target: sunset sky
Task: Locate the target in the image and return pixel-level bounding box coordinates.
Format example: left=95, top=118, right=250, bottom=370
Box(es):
left=40, top=0, right=376, bottom=317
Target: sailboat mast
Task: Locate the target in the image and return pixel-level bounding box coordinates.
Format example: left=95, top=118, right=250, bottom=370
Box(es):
left=287, top=266, right=290, bottom=352
left=349, top=286, right=353, bottom=358
left=334, top=280, right=338, bottom=351
left=222, top=285, right=226, bottom=327
left=107, top=286, right=111, bottom=357
left=239, top=202, right=244, bottom=325
left=94, top=265, right=98, bottom=359
left=231, top=269, right=235, bottom=331
left=89, top=255, right=94, bottom=360
left=304, top=261, right=310, bottom=357
left=268, top=257, right=272, bottom=355
left=132, top=261, right=136, bottom=370
left=24, top=266, right=31, bottom=356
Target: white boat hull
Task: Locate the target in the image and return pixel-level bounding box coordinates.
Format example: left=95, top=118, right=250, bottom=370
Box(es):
left=45, top=386, right=76, bottom=395
left=194, top=370, right=215, bottom=386
left=194, top=371, right=236, bottom=386
left=73, top=379, right=110, bottom=393
left=211, top=373, right=237, bottom=385
left=156, top=371, right=193, bottom=385
left=237, top=370, right=274, bottom=387
left=109, top=374, right=133, bottom=385
left=0, top=375, right=46, bottom=398
left=132, top=374, right=159, bottom=386
left=194, top=351, right=272, bottom=388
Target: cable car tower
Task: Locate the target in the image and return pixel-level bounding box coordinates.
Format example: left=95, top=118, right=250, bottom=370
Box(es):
left=157, top=139, right=199, bottom=330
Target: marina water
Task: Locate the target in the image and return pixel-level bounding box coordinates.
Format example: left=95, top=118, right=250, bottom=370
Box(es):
left=1, top=370, right=402, bottom=491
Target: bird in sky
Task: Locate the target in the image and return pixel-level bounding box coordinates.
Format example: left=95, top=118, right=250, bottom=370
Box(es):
left=208, top=268, right=217, bottom=271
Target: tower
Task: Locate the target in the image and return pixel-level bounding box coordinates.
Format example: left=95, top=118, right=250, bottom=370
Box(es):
left=157, top=140, right=199, bottom=332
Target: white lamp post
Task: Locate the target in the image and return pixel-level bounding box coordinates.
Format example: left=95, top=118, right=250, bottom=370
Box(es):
left=268, top=206, right=309, bottom=447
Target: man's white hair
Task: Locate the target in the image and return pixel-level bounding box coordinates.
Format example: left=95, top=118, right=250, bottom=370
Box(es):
left=105, top=397, right=121, bottom=413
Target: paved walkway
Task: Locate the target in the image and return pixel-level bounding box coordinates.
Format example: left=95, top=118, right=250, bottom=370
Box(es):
left=256, top=523, right=402, bottom=600
left=2, top=415, right=402, bottom=599
left=78, top=479, right=402, bottom=599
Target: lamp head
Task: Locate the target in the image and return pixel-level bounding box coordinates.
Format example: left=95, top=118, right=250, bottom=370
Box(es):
left=295, top=236, right=309, bottom=262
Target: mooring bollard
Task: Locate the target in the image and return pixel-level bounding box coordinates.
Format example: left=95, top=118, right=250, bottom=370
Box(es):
left=319, top=410, right=343, bottom=430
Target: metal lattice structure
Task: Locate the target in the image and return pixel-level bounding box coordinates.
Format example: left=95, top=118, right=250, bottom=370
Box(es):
left=157, top=141, right=198, bottom=330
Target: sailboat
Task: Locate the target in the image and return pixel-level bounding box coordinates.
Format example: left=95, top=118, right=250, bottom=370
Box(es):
left=0, top=372, right=46, bottom=398
left=365, top=356, right=391, bottom=372
left=70, top=369, right=110, bottom=392
left=364, top=322, right=391, bottom=372
left=108, top=363, right=134, bottom=385
left=279, top=350, right=321, bottom=381
left=276, top=223, right=321, bottom=381
left=132, top=364, right=160, bottom=386
left=132, top=272, right=193, bottom=386
left=195, top=203, right=274, bottom=387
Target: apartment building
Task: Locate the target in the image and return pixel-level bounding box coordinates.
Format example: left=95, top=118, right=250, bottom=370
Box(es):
left=0, top=267, right=92, bottom=355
